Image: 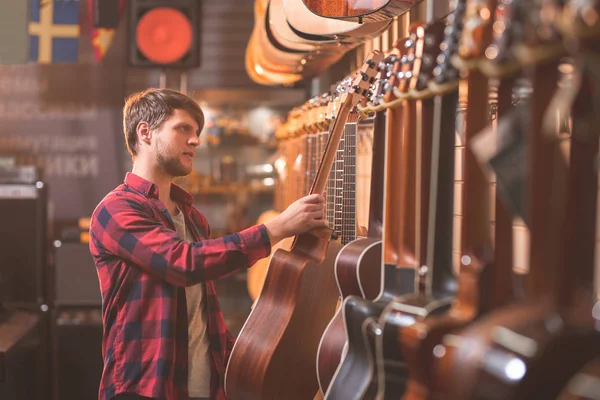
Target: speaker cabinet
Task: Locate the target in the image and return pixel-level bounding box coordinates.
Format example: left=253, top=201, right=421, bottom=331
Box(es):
left=0, top=167, right=48, bottom=307
left=54, top=242, right=102, bottom=307
left=128, top=0, right=201, bottom=68
left=51, top=307, right=103, bottom=400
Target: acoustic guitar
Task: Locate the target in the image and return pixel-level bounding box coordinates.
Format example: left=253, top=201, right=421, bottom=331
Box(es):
left=375, top=17, right=459, bottom=399
left=316, top=61, right=393, bottom=394
left=247, top=98, right=331, bottom=302
left=325, top=33, right=421, bottom=400
left=302, top=0, right=416, bottom=23
left=225, top=52, right=383, bottom=400
left=282, top=0, right=392, bottom=43
left=432, top=3, right=600, bottom=399
left=388, top=0, right=522, bottom=398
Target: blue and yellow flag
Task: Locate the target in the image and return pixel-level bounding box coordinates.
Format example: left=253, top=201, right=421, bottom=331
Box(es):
left=29, top=0, right=81, bottom=63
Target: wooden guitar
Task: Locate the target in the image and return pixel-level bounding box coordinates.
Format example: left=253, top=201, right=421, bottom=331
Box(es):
left=375, top=17, right=459, bottom=399
left=246, top=0, right=343, bottom=85
left=225, top=52, right=383, bottom=400
left=282, top=0, right=392, bottom=43
left=432, top=3, right=600, bottom=399
left=248, top=98, right=330, bottom=302
left=316, top=62, right=392, bottom=394
left=391, top=0, right=519, bottom=398
left=302, top=0, right=416, bottom=23
left=325, top=34, right=420, bottom=400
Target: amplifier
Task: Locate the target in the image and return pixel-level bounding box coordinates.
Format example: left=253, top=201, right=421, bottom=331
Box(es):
left=54, top=242, right=102, bottom=306
left=0, top=172, right=48, bottom=307
left=51, top=307, right=103, bottom=400
left=0, top=308, right=49, bottom=400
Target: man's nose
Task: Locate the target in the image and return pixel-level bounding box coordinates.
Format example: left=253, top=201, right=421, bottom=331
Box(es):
left=189, top=135, right=200, bottom=147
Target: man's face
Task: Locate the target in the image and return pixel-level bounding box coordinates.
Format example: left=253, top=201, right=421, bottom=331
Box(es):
left=153, top=109, right=200, bottom=177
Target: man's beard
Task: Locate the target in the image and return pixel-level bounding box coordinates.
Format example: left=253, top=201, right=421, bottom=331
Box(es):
left=157, top=153, right=191, bottom=177
left=155, top=139, right=191, bottom=177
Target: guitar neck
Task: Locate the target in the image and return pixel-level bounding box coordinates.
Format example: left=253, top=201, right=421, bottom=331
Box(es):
left=341, top=117, right=358, bottom=245
left=312, top=101, right=352, bottom=195
left=457, top=70, right=493, bottom=315
left=427, top=91, right=459, bottom=298
left=333, top=135, right=345, bottom=237
left=367, top=111, right=387, bottom=239
left=557, top=52, right=598, bottom=306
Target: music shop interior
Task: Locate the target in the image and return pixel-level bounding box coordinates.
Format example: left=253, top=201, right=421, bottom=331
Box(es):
left=1, top=0, right=600, bottom=399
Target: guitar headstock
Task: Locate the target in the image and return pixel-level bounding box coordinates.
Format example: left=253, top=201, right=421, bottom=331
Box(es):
left=432, top=0, right=467, bottom=86
left=413, top=20, right=447, bottom=92
left=398, top=30, right=419, bottom=94
left=383, top=35, right=415, bottom=102
left=372, top=55, right=397, bottom=106
left=347, top=50, right=384, bottom=107
left=458, top=0, right=497, bottom=60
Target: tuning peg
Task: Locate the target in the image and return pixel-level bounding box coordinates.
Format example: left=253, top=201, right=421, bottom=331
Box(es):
left=352, top=85, right=361, bottom=93
left=366, top=59, right=376, bottom=68
left=360, top=71, right=369, bottom=81
left=362, top=89, right=370, bottom=96
left=378, top=61, right=387, bottom=70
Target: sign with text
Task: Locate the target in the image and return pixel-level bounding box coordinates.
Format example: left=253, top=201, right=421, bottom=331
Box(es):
left=0, top=63, right=125, bottom=220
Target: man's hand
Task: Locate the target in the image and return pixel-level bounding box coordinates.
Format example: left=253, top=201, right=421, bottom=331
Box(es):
left=263, top=194, right=328, bottom=246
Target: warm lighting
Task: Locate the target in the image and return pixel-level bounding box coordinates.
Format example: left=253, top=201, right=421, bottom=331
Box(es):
left=504, top=358, right=526, bottom=381
left=433, top=345, right=446, bottom=358
left=254, top=64, right=264, bottom=75
left=493, top=20, right=505, bottom=34
left=485, top=45, right=499, bottom=60
left=480, top=7, right=491, bottom=20
left=262, top=177, right=275, bottom=186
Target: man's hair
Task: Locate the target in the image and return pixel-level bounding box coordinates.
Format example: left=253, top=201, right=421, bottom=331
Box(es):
left=122, top=88, right=205, bottom=157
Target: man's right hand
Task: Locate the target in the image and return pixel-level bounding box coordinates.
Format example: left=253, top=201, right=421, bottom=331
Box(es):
left=263, top=194, right=328, bottom=246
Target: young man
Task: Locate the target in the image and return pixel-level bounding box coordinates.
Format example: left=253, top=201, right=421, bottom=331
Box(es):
left=89, top=88, right=327, bottom=400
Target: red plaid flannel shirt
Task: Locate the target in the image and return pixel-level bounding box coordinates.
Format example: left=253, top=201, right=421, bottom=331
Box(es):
left=89, top=172, right=271, bottom=400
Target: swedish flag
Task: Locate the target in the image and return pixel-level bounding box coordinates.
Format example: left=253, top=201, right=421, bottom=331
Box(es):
left=29, top=0, right=81, bottom=63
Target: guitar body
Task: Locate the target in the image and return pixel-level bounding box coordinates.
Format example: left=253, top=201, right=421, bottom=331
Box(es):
left=228, top=53, right=383, bottom=400
left=377, top=295, right=454, bottom=399
left=247, top=209, right=290, bottom=301
left=282, top=0, right=392, bottom=42
left=433, top=303, right=600, bottom=400
left=268, top=0, right=339, bottom=50
left=317, top=238, right=382, bottom=393
left=325, top=296, right=387, bottom=400
left=226, top=234, right=342, bottom=400
left=302, top=0, right=416, bottom=23
left=247, top=0, right=344, bottom=85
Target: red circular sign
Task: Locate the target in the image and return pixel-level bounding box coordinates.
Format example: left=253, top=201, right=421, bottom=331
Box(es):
left=136, top=7, right=193, bottom=64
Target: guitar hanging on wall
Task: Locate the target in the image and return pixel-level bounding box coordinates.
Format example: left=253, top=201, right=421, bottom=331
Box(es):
left=225, top=51, right=383, bottom=400
left=302, top=0, right=417, bottom=23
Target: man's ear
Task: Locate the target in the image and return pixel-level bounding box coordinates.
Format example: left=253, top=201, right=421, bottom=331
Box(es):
left=137, top=121, right=152, bottom=146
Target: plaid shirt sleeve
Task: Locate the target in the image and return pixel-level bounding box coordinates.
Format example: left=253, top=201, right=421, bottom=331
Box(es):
left=91, top=194, right=272, bottom=287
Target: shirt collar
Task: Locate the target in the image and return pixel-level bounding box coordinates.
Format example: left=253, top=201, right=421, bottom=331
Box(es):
left=124, top=172, right=194, bottom=206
